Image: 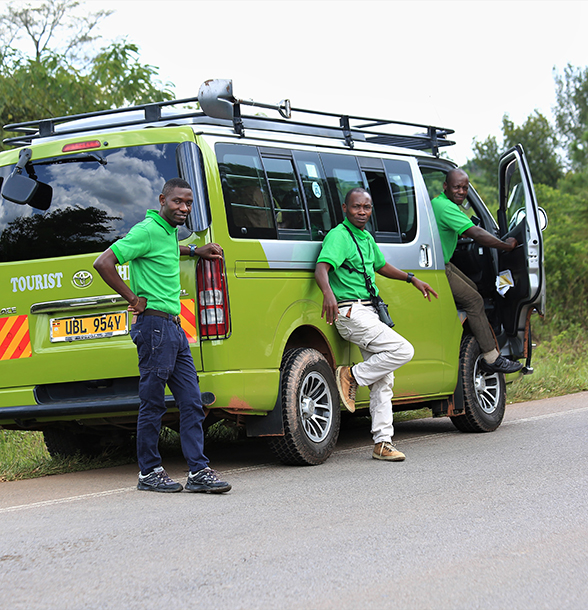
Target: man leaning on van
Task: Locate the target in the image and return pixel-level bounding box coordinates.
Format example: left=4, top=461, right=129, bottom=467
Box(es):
left=93, top=178, right=231, bottom=495
left=315, top=187, right=438, bottom=462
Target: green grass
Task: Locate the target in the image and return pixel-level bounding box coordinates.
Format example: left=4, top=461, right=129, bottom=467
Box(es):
left=0, top=430, right=134, bottom=482
left=508, top=325, right=588, bottom=403
left=1, top=328, right=586, bottom=482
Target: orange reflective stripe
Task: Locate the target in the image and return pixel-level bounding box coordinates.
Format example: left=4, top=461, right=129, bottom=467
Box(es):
left=0, top=315, right=32, bottom=360
left=180, top=299, right=198, bottom=343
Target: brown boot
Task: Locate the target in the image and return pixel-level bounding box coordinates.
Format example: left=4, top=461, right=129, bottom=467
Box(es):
left=372, top=441, right=406, bottom=461
left=335, top=365, right=358, bottom=413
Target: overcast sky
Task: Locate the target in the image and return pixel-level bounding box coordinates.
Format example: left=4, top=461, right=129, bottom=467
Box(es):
left=88, top=1, right=587, bottom=164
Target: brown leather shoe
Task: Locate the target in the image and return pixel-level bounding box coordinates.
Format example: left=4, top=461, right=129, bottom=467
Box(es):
left=336, top=365, right=357, bottom=413
left=372, top=441, right=406, bottom=461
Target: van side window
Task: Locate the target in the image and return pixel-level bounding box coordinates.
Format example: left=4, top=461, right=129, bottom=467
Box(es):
left=358, top=158, right=399, bottom=239
left=293, top=151, right=333, bottom=239
left=217, top=144, right=276, bottom=239
left=320, top=153, right=363, bottom=216
left=383, top=159, right=417, bottom=243
left=262, top=156, right=308, bottom=232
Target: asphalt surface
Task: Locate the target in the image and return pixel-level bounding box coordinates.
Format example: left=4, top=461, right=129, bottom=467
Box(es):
left=1, top=392, right=587, bottom=610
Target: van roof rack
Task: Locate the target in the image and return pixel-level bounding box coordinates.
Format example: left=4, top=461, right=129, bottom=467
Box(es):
left=3, top=79, right=455, bottom=156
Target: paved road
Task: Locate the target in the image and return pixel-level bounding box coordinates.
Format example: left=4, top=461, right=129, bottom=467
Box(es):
left=1, top=393, right=587, bottom=610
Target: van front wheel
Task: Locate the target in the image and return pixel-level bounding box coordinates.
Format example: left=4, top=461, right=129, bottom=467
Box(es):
left=268, top=348, right=340, bottom=466
left=451, top=334, right=506, bottom=433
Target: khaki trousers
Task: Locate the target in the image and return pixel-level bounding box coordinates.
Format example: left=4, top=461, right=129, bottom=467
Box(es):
left=335, top=302, right=414, bottom=443
left=445, top=262, right=496, bottom=354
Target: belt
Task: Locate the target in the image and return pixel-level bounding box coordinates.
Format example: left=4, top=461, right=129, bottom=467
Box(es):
left=337, top=299, right=372, bottom=307
left=142, top=309, right=181, bottom=325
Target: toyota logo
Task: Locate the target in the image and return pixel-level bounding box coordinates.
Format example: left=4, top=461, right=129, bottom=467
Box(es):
left=72, top=270, right=93, bottom=288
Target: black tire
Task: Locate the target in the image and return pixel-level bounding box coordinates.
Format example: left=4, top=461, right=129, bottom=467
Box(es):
left=43, top=428, right=131, bottom=458
left=450, top=334, right=506, bottom=433
left=268, top=348, right=340, bottom=466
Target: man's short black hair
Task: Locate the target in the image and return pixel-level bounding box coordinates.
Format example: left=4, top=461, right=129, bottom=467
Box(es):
left=344, top=187, right=370, bottom=205
left=445, top=168, right=468, bottom=183
left=162, top=178, right=192, bottom=197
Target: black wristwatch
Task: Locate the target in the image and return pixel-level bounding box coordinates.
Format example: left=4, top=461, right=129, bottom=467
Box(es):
left=189, top=244, right=197, bottom=257
left=405, top=272, right=415, bottom=284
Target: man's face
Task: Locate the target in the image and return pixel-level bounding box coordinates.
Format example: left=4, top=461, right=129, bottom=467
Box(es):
left=444, top=172, right=469, bottom=206
left=159, top=187, right=193, bottom=227
left=343, top=191, right=372, bottom=230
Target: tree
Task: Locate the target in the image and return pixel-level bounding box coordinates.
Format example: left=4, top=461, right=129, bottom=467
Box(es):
left=554, top=63, right=588, bottom=171
left=0, top=0, right=111, bottom=67
left=502, top=112, right=562, bottom=188
left=0, top=0, right=174, bottom=148
left=466, top=111, right=563, bottom=205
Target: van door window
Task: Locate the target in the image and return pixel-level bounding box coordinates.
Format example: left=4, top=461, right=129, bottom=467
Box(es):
left=293, top=151, right=334, bottom=240
left=358, top=159, right=399, bottom=241
left=262, top=156, right=308, bottom=233
left=383, top=159, right=417, bottom=243
left=320, top=153, right=363, bottom=215
left=217, top=144, right=276, bottom=239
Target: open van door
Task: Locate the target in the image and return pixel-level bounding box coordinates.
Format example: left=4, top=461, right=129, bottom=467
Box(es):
left=496, top=145, right=546, bottom=339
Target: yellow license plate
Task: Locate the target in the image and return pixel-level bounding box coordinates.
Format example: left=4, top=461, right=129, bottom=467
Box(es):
left=50, top=311, right=128, bottom=343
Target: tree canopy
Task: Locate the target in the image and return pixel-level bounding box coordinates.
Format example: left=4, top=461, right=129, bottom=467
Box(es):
left=0, top=0, right=174, bottom=148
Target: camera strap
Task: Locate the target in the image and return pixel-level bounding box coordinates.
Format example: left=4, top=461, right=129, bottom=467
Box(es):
left=342, top=224, right=377, bottom=300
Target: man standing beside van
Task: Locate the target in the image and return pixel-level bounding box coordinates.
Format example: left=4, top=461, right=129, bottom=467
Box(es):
left=431, top=168, right=523, bottom=374
left=94, top=178, right=231, bottom=494
left=315, top=188, right=438, bottom=461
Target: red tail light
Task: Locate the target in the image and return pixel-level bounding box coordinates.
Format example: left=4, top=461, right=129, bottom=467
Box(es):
left=196, top=256, right=231, bottom=339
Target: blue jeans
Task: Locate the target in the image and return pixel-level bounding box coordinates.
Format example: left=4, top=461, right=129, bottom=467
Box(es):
left=130, top=314, right=208, bottom=474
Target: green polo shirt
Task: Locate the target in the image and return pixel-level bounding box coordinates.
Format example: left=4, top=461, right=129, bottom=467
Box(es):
left=316, top=218, right=386, bottom=302
left=431, top=192, right=475, bottom=264
left=110, top=210, right=181, bottom=315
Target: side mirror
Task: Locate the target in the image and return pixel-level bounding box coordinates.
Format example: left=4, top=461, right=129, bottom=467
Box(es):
left=1, top=147, right=52, bottom=209
left=538, top=207, right=548, bottom=232
left=1, top=148, right=38, bottom=205
left=2, top=172, right=39, bottom=205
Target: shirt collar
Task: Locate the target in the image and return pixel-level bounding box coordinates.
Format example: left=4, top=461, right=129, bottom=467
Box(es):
left=146, top=209, right=177, bottom=235
left=342, top=217, right=369, bottom=238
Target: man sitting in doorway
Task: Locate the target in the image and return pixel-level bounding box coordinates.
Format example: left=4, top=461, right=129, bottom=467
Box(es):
left=431, top=168, right=523, bottom=374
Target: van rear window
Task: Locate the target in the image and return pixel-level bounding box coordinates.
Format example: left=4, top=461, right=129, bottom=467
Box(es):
left=0, top=144, right=182, bottom=263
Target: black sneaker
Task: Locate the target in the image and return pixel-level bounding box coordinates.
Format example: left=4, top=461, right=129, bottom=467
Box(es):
left=185, top=467, right=231, bottom=494
left=480, top=355, right=523, bottom=375
left=137, top=466, right=183, bottom=493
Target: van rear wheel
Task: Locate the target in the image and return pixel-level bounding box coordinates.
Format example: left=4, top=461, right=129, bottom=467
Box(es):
left=268, top=348, right=340, bottom=466
left=450, top=334, right=506, bottom=433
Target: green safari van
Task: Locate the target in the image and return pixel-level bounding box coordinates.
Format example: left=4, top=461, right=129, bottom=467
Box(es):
left=0, top=79, right=546, bottom=464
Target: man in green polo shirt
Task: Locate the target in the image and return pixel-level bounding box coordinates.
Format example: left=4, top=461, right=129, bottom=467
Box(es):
left=94, top=178, right=231, bottom=494
left=431, top=168, right=523, bottom=374
left=315, top=187, right=438, bottom=461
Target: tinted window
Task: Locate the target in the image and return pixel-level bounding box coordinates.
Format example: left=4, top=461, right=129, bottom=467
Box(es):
left=217, top=144, right=335, bottom=241
left=320, top=153, right=363, bottom=213
left=293, top=151, right=333, bottom=239
left=0, top=144, right=182, bottom=263
left=384, top=159, right=417, bottom=243
left=217, top=144, right=276, bottom=239
left=360, top=162, right=399, bottom=236
left=263, top=156, right=307, bottom=231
